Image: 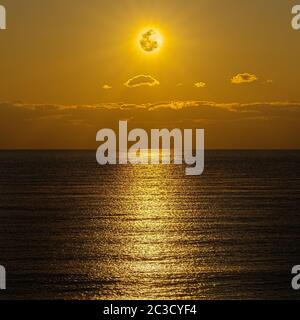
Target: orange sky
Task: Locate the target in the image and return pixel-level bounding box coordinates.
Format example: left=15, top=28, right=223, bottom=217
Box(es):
left=0, top=0, right=299, bottom=149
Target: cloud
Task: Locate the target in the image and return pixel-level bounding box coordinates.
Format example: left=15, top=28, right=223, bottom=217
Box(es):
left=2, top=101, right=300, bottom=122
left=194, top=82, right=206, bottom=88
left=124, top=75, right=160, bottom=88
left=148, top=101, right=200, bottom=111
left=1, top=101, right=300, bottom=149
left=262, top=79, right=273, bottom=85
left=231, top=73, right=258, bottom=84
left=102, top=84, right=112, bottom=90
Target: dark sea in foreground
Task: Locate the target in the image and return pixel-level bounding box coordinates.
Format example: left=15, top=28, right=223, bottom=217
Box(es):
left=0, top=150, right=300, bottom=300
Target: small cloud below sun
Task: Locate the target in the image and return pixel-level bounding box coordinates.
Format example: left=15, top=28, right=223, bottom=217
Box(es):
left=194, top=82, right=206, bottom=88
left=231, top=73, right=258, bottom=84
left=124, top=75, right=160, bottom=88
left=102, top=84, right=112, bottom=90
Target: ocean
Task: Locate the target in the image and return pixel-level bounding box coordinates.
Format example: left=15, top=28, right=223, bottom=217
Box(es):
left=0, top=150, right=299, bottom=299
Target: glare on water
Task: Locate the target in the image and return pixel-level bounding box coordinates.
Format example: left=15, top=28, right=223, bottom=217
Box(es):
left=0, top=150, right=300, bottom=299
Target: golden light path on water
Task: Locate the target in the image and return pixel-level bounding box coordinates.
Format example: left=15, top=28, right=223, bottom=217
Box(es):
left=104, top=164, right=196, bottom=299
left=83, top=150, right=214, bottom=300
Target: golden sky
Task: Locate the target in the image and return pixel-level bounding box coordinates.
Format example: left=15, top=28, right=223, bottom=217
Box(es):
left=0, top=0, right=299, bottom=149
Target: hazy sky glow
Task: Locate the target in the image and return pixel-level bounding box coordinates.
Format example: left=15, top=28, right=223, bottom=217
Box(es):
left=0, top=0, right=299, bottom=149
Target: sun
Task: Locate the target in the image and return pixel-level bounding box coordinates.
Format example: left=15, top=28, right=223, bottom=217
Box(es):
left=137, top=28, right=164, bottom=54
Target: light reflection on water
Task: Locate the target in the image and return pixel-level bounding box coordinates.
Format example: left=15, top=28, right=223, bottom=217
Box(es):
left=106, top=164, right=196, bottom=300
left=0, top=150, right=300, bottom=299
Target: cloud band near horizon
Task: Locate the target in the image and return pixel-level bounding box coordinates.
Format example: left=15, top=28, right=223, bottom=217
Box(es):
left=0, top=101, right=299, bottom=149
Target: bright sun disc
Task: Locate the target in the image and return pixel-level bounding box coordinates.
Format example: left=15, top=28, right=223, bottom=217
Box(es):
left=138, top=28, right=163, bottom=53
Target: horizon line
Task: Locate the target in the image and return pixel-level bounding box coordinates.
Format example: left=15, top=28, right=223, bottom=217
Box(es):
left=0, top=148, right=299, bottom=152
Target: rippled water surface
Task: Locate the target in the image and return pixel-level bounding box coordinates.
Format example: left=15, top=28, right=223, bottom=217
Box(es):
left=0, top=151, right=300, bottom=299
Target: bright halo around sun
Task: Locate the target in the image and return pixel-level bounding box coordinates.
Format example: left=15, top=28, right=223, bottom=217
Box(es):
left=137, top=28, right=164, bottom=54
